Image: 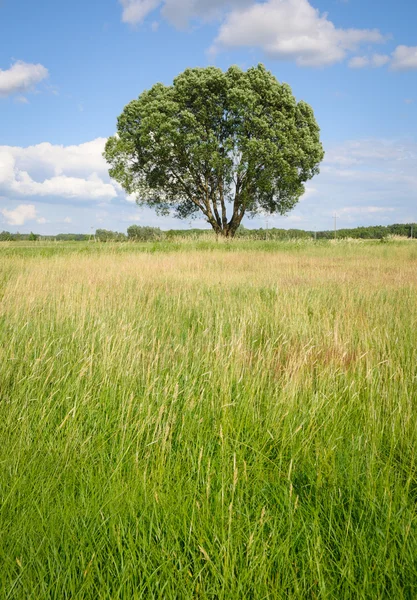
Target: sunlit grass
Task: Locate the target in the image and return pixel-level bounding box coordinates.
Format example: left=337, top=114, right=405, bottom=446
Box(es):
left=1, top=240, right=417, bottom=598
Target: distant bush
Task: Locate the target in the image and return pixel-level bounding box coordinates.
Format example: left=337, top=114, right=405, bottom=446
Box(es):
left=95, top=229, right=127, bottom=242
left=127, top=225, right=164, bottom=242
left=315, top=224, right=417, bottom=240
left=235, top=225, right=311, bottom=240
left=164, top=228, right=214, bottom=240
left=55, top=233, right=90, bottom=241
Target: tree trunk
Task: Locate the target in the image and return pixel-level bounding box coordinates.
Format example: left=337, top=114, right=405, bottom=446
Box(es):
left=218, top=222, right=239, bottom=238
left=206, top=191, right=245, bottom=237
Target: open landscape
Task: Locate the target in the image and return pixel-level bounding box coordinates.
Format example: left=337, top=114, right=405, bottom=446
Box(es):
left=1, top=239, right=416, bottom=598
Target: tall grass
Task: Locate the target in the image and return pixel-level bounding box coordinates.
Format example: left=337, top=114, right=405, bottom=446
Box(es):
left=1, top=241, right=417, bottom=598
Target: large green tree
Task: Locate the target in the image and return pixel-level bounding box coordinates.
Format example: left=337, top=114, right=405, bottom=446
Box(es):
left=105, top=64, right=324, bottom=237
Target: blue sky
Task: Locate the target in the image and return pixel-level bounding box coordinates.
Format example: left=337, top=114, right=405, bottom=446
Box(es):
left=1, top=0, right=417, bottom=234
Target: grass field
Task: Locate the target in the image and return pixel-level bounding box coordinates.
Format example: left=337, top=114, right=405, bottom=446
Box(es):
left=1, top=239, right=417, bottom=598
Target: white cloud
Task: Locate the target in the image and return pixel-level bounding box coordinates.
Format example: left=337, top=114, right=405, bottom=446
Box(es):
left=350, top=47, right=417, bottom=71
left=3, top=138, right=110, bottom=177
left=391, top=45, right=417, bottom=71
left=126, top=192, right=138, bottom=203
left=348, top=56, right=369, bottom=69
left=0, top=204, right=37, bottom=226
left=0, top=61, right=49, bottom=98
left=211, top=0, right=386, bottom=67
left=36, top=217, right=48, bottom=224
left=63, top=216, right=72, bottom=223
left=161, top=0, right=251, bottom=27
left=0, top=139, right=118, bottom=202
left=120, top=0, right=161, bottom=24
left=349, top=53, right=390, bottom=69
left=301, top=186, right=318, bottom=200
left=9, top=173, right=117, bottom=200
left=120, top=0, right=251, bottom=27
left=372, top=53, right=390, bottom=68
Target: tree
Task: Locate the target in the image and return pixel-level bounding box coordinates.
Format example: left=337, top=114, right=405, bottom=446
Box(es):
left=105, top=64, right=324, bottom=238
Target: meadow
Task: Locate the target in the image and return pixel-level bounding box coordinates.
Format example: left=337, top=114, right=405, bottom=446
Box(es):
left=1, top=239, right=417, bottom=598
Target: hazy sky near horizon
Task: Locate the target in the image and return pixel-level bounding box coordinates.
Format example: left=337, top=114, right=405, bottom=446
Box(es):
left=1, top=0, right=417, bottom=234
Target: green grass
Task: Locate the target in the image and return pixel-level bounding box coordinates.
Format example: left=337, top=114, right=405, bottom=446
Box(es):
left=1, top=240, right=417, bottom=598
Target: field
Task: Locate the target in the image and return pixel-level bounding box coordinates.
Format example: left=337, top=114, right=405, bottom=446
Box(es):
left=1, top=239, right=417, bottom=598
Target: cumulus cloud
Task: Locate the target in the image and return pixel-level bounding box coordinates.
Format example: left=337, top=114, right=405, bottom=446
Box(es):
left=0, top=204, right=37, bottom=226
left=391, top=45, right=417, bottom=71
left=3, top=138, right=110, bottom=177
left=349, top=47, right=417, bottom=71
left=0, top=61, right=49, bottom=98
left=0, top=139, right=118, bottom=202
left=212, top=0, right=386, bottom=66
left=8, top=173, right=117, bottom=200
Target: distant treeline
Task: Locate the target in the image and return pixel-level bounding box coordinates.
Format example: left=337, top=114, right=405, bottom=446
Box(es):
left=1, top=223, right=416, bottom=242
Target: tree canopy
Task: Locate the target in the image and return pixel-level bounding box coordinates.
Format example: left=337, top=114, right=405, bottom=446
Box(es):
left=105, top=64, right=324, bottom=237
